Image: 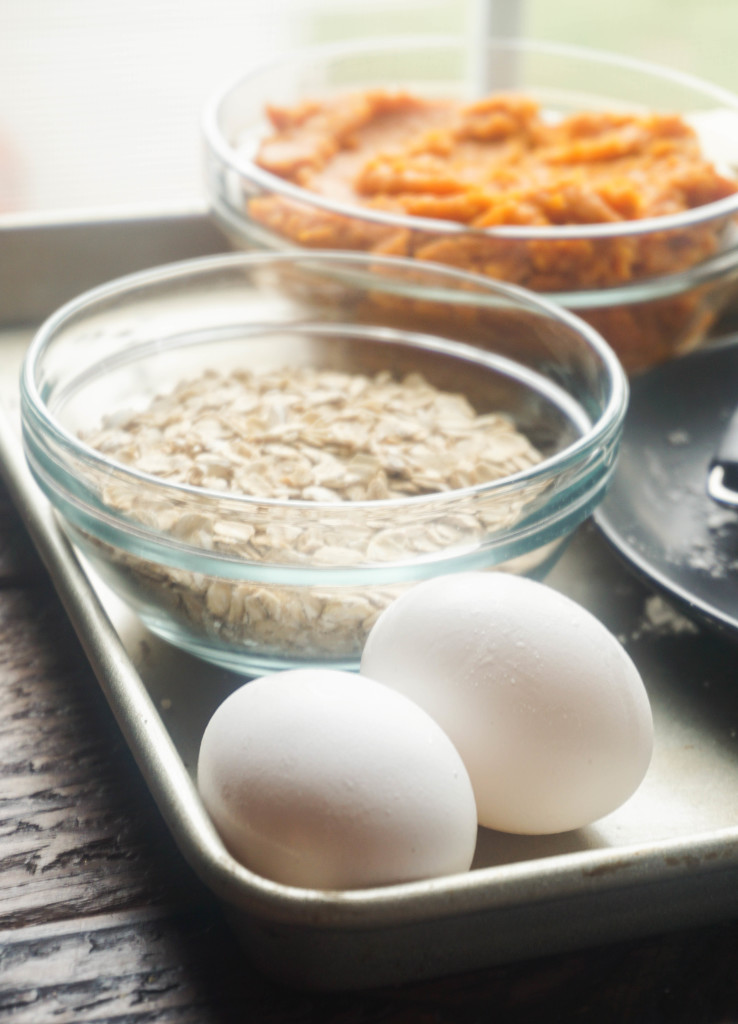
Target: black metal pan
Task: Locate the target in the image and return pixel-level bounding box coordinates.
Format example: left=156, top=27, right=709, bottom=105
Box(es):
left=596, top=336, right=738, bottom=637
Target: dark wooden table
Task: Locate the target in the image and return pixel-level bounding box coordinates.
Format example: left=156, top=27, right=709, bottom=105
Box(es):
left=1, top=479, right=738, bottom=1024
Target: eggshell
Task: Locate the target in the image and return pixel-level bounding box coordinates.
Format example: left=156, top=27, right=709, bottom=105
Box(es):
left=197, top=668, right=478, bottom=890
left=361, top=573, right=654, bottom=835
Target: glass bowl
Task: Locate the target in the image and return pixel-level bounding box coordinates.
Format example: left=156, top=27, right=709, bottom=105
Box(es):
left=203, top=36, right=738, bottom=375
left=21, top=251, right=626, bottom=675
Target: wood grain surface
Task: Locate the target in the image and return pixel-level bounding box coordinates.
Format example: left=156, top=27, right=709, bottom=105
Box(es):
left=1, top=481, right=738, bottom=1024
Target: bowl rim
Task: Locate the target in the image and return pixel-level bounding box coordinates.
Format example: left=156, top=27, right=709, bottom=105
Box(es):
left=21, top=249, right=628, bottom=520
left=202, top=34, right=738, bottom=243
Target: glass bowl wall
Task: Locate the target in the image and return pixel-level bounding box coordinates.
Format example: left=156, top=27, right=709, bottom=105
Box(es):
left=204, top=37, right=738, bottom=375
left=21, top=252, right=627, bottom=674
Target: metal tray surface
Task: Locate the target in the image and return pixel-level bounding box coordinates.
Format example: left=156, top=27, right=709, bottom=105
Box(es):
left=1, top=210, right=737, bottom=991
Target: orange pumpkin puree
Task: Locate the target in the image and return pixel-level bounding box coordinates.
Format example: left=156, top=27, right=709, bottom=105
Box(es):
left=249, top=90, right=738, bottom=372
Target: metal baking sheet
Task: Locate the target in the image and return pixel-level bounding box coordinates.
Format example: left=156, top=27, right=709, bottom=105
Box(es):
left=1, top=209, right=737, bottom=992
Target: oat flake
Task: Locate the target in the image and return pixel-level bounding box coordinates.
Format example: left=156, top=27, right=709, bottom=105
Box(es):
left=81, top=365, right=544, bottom=659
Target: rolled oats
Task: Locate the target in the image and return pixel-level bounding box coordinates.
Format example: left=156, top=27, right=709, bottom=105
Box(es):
left=81, top=365, right=545, bottom=660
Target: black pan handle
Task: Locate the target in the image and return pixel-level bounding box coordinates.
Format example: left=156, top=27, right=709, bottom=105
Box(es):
left=707, top=406, right=738, bottom=507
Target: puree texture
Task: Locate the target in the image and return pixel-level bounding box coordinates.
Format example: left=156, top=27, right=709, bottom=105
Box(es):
left=250, top=90, right=738, bottom=372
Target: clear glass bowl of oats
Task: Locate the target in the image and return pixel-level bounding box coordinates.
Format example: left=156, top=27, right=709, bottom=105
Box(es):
left=203, top=36, right=738, bottom=376
left=21, top=251, right=627, bottom=674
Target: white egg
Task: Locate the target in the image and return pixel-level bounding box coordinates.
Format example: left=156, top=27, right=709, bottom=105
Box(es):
left=197, top=668, right=478, bottom=890
left=361, top=573, right=654, bottom=835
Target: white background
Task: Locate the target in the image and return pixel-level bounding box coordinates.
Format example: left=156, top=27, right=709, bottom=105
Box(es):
left=0, top=0, right=734, bottom=216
